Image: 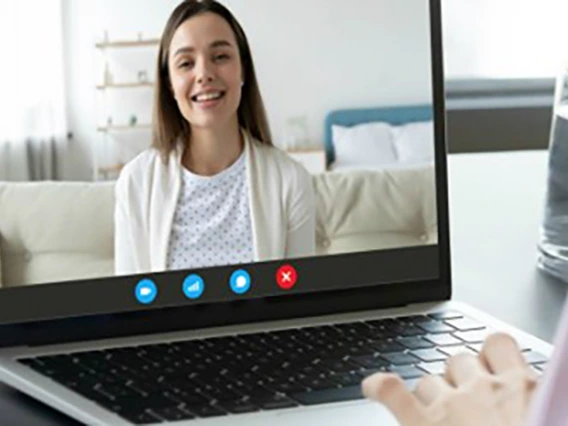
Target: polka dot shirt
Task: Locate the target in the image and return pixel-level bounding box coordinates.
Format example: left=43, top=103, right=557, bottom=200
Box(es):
left=166, top=152, right=254, bottom=270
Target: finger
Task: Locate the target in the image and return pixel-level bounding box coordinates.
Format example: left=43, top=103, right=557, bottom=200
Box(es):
left=362, top=373, right=425, bottom=425
left=480, top=332, right=528, bottom=375
left=414, top=374, right=453, bottom=405
left=445, top=353, right=490, bottom=386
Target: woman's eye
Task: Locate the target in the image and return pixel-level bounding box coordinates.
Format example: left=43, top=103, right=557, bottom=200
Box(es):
left=179, top=61, right=193, bottom=69
left=214, top=54, right=230, bottom=62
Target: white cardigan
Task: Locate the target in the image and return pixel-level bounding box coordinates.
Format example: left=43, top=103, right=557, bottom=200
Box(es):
left=114, top=131, right=316, bottom=275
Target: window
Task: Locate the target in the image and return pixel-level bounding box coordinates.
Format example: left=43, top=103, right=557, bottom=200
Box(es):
left=0, top=0, right=66, bottom=142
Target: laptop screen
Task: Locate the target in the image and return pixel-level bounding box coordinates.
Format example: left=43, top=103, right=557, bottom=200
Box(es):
left=0, top=0, right=446, bottom=328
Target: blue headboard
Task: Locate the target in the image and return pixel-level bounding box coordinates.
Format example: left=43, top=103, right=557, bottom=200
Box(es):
left=324, top=105, right=433, bottom=166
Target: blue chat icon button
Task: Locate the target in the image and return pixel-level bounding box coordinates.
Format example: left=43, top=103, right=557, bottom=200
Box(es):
left=230, top=270, right=251, bottom=295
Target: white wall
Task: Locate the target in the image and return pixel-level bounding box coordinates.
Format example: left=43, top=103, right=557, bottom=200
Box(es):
left=62, top=0, right=433, bottom=180
left=224, top=0, right=433, bottom=147
left=442, top=0, right=568, bottom=79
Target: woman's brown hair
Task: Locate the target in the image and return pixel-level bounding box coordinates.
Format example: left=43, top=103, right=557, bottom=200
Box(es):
left=152, top=0, right=273, bottom=161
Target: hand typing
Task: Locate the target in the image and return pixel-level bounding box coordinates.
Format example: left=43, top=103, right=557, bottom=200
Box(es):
left=362, top=333, right=538, bottom=426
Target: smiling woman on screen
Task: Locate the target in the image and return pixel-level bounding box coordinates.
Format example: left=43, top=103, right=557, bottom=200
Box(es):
left=114, top=0, right=315, bottom=275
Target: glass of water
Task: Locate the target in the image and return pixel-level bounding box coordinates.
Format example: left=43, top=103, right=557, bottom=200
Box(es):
left=538, top=66, right=568, bottom=283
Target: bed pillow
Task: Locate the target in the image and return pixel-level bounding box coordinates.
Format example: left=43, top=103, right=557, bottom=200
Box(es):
left=392, top=121, right=435, bottom=163
left=331, top=122, right=397, bottom=168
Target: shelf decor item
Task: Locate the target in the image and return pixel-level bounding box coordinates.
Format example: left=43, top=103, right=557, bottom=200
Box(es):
left=129, top=115, right=138, bottom=126
left=104, top=62, right=113, bottom=85
left=284, top=116, right=309, bottom=151
left=137, top=70, right=148, bottom=83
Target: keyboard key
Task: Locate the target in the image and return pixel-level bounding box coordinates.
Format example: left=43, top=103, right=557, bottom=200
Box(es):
left=445, top=318, right=485, bottom=331
left=368, top=340, right=405, bottom=354
left=387, top=365, right=425, bottom=379
left=356, top=326, right=389, bottom=341
left=319, top=358, right=360, bottom=373
left=380, top=352, right=419, bottom=365
left=270, top=380, right=309, bottom=394
left=438, top=345, right=477, bottom=357
left=466, top=339, right=531, bottom=353
left=517, top=342, right=533, bottom=352
left=453, top=329, right=492, bottom=344
left=115, top=394, right=182, bottom=413
left=218, top=399, right=260, bottom=414
left=424, top=334, right=463, bottom=346
left=396, top=326, right=426, bottom=337
left=524, top=351, right=548, bottom=365
left=150, top=406, right=195, bottom=422
left=395, top=315, right=431, bottom=325
left=168, top=390, right=209, bottom=407
left=296, top=364, right=329, bottom=377
left=397, top=337, right=434, bottom=350
left=428, top=310, right=463, bottom=320
left=119, top=410, right=163, bottom=424
left=417, top=361, right=446, bottom=375
left=344, top=344, right=377, bottom=357
left=417, top=321, right=456, bottom=334
left=334, top=322, right=373, bottom=335
left=291, top=386, right=363, bottom=405
left=329, top=372, right=363, bottom=387
left=468, top=343, right=483, bottom=353
left=302, top=377, right=340, bottom=391
left=94, top=383, right=145, bottom=400
left=250, top=394, right=298, bottom=410
left=351, top=355, right=389, bottom=369
left=411, top=348, right=447, bottom=362
left=357, top=369, right=385, bottom=380
left=186, top=404, right=227, bottom=418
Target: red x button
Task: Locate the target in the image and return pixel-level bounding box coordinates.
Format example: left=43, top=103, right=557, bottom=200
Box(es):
left=276, top=264, right=298, bottom=290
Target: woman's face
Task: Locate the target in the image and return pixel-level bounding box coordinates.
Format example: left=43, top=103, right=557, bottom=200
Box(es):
left=168, top=12, right=243, bottom=131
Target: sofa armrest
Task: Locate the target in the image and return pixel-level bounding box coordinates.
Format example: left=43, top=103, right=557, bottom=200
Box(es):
left=0, top=182, right=115, bottom=287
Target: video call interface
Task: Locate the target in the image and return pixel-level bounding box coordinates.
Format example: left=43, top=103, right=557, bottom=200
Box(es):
left=0, top=0, right=438, bottom=324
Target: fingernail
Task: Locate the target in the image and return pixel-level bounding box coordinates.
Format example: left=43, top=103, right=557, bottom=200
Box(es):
left=361, top=376, right=373, bottom=398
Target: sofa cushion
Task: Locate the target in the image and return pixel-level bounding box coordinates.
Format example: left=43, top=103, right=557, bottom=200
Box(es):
left=0, top=182, right=115, bottom=287
left=314, top=166, right=437, bottom=255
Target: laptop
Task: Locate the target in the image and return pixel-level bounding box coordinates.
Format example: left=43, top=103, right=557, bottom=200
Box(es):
left=0, top=0, right=553, bottom=425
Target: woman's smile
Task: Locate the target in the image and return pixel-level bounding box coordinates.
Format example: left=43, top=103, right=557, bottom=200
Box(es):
left=191, top=89, right=227, bottom=109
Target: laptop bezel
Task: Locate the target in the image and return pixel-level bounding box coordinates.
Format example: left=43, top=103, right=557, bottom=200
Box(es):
left=0, top=0, right=450, bottom=348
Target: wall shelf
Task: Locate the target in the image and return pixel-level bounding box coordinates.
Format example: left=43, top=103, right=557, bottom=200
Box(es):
left=96, top=82, right=154, bottom=90
left=95, top=39, right=159, bottom=49
left=94, top=33, right=157, bottom=181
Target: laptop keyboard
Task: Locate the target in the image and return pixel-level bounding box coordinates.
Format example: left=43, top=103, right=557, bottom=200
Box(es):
left=17, top=310, right=548, bottom=424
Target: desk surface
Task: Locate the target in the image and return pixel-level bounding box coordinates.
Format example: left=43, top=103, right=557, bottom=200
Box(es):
left=1, top=150, right=566, bottom=425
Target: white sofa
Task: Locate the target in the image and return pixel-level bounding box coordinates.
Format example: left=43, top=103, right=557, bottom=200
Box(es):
left=0, top=167, right=437, bottom=287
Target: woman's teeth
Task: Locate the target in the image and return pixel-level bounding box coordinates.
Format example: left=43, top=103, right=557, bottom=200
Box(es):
left=194, top=92, right=224, bottom=102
